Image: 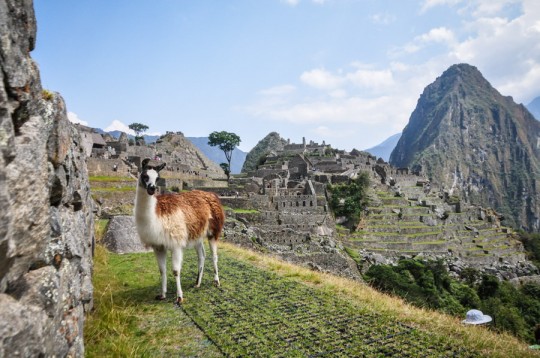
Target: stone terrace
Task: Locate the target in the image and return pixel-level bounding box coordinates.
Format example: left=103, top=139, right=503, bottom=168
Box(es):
left=337, top=175, right=535, bottom=278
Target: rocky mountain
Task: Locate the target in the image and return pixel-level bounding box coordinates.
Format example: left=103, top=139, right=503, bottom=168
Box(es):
left=187, top=137, right=247, bottom=174
left=241, top=132, right=288, bottom=173
left=364, top=133, right=401, bottom=161
left=390, top=63, right=540, bottom=231
left=0, top=1, right=94, bottom=356
left=152, top=133, right=226, bottom=179
left=97, top=129, right=160, bottom=144
left=527, top=96, right=540, bottom=120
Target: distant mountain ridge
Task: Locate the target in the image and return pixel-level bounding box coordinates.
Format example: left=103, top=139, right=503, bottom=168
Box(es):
left=364, top=133, right=401, bottom=162
left=390, top=63, right=540, bottom=231
left=186, top=137, right=247, bottom=174
left=527, top=96, right=540, bottom=120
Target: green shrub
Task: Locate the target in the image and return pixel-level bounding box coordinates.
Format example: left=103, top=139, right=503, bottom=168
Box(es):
left=42, top=89, right=54, bottom=101
left=327, top=172, right=370, bottom=228
left=518, top=231, right=540, bottom=267
left=365, top=259, right=540, bottom=343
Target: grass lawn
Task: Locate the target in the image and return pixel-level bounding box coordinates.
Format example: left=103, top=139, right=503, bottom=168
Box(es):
left=85, top=242, right=537, bottom=357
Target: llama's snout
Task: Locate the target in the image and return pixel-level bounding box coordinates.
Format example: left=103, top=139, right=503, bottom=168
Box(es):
left=147, top=185, right=156, bottom=195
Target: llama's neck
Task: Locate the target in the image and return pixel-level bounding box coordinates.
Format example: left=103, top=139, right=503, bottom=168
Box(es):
left=135, top=185, right=157, bottom=221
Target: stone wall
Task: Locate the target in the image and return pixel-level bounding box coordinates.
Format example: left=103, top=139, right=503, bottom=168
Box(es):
left=0, top=1, right=94, bottom=356
left=87, top=157, right=132, bottom=177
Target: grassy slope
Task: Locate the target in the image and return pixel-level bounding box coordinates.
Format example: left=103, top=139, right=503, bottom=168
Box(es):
left=85, top=242, right=538, bottom=357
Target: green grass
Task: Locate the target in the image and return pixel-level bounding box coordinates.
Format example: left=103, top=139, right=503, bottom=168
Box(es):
left=94, top=219, right=109, bottom=242
left=232, top=208, right=259, bottom=214
left=344, top=246, right=362, bottom=266
left=90, top=176, right=133, bottom=182
left=85, top=246, right=221, bottom=357
left=91, top=186, right=135, bottom=192
left=222, top=206, right=259, bottom=214
left=85, top=243, right=536, bottom=357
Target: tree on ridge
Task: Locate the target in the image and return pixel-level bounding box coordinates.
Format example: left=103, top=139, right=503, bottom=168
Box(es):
left=208, top=131, right=241, bottom=182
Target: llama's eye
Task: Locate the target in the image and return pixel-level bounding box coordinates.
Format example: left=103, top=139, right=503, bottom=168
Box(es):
left=142, top=174, right=149, bottom=181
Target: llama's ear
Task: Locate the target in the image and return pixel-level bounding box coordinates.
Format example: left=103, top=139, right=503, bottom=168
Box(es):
left=141, top=158, right=151, bottom=170
left=156, top=163, right=166, bottom=172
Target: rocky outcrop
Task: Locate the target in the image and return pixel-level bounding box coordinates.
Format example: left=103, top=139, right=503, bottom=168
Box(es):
left=241, top=132, right=288, bottom=173
left=390, top=64, right=540, bottom=231
left=0, top=1, right=94, bottom=357
left=150, top=132, right=225, bottom=179
left=224, top=216, right=361, bottom=280
left=103, top=215, right=151, bottom=253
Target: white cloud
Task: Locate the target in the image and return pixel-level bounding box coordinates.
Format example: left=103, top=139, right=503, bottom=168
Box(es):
left=242, top=91, right=416, bottom=148
left=449, top=0, right=540, bottom=102
left=346, top=69, right=395, bottom=90
left=312, top=125, right=354, bottom=139
left=421, top=0, right=521, bottom=17
left=420, top=0, right=463, bottom=13
left=300, top=68, right=344, bottom=90
left=465, top=0, right=521, bottom=17
left=259, top=85, right=296, bottom=96
left=67, top=112, right=88, bottom=126
left=328, top=89, right=347, bottom=98
left=300, top=66, right=395, bottom=92
left=370, top=12, right=397, bottom=25
left=394, top=27, right=456, bottom=55
left=417, top=27, right=456, bottom=44
left=104, top=120, right=136, bottom=135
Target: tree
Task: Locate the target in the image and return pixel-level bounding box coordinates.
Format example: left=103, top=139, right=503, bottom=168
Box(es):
left=219, top=163, right=230, bottom=179
left=208, top=131, right=241, bottom=181
left=327, top=171, right=370, bottom=228
left=128, top=123, right=149, bottom=141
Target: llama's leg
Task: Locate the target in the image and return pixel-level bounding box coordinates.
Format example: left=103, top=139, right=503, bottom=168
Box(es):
left=209, top=239, right=220, bottom=286
left=153, top=246, right=167, bottom=300
left=171, top=246, right=184, bottom=304
left=195, top=240, right=206, bottom=288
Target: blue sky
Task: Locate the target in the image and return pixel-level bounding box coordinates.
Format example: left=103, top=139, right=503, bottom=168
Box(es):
left=33, top=0, right=540, bottom=152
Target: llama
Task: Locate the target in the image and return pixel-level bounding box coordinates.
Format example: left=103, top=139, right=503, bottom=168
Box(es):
left=134, top=158, right=225, bottom=304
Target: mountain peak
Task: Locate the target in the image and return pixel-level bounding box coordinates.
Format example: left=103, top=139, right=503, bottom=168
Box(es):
left=442, top=63, right=481, bottom=78
left=389, top=63, right=540, bottom=230
left=241, top=132, right=288, bottom=173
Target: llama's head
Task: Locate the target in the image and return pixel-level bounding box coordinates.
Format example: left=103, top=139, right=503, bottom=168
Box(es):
left=139, top=158, right=166, bottom=196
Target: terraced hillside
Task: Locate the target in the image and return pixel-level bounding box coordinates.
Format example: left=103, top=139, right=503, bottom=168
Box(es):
left=339, top=178, right=536, bottom=278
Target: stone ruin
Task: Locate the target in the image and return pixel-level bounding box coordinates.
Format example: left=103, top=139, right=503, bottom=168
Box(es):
left=79, top=127, right=227, bottom=189
left=221, top=137, right=538, bottom=281
left=0, top=2, right=94, bottom=355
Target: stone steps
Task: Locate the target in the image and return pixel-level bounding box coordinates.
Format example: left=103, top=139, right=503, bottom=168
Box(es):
left=337, top=183, right=529, bottom=271
left=368, top=206, right=432, bottom=215
left=362, top=224, right=441, bottom=235
left=354, top=241, right=448, bottom=251
left=348, top=231, right=442, bottom=243
left=379, top=197, right=410, bottom=206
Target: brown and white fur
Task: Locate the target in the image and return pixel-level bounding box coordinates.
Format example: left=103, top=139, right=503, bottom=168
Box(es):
left=134, top=158, right=225, bottom=304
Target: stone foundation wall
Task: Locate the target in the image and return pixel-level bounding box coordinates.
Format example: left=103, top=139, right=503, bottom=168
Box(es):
left=0, top=1, right=94, bottom=356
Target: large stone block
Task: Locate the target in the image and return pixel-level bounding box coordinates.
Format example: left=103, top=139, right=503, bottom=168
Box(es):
left=103, top=215, right=151, bottom=253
